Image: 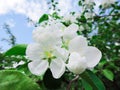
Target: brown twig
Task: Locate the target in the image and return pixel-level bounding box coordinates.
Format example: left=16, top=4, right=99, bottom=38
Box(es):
left=67, top=75, right=79, bottom=90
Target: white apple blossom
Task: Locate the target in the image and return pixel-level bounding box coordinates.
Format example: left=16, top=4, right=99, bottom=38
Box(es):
left=67, top=52, right=87, bottom=74
left=26, top=25, right=69, bottom=79
left=66, top=36, right=102, bottom=74
left=84, top=0, right=95, bottom=5
left=62, top=23, right=78, bottom=41
left=84, top=12, right=95, bottom=19
left=63, top=13, right=81, bottom=23
left=32, top=22, right=65, bottom=48
left=26, top=43, right=68, bottom=79
left=26, top=18, right=102, bottom=78
left=82, top=0, right=95, bottom=9
left=79, top=25, right=85, bottom=31
left=61, top=23, right=79, bottom=49
left=101, top=0, right=116, bottom=8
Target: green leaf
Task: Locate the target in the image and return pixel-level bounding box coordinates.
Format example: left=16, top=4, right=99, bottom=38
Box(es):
left=78, top=1, right=82, bottom=6
left=81, top=70, right=105, bottom=90
left=38, top=14, right=49, bottom=23
left=80, top=15, right=87, bottom=23
left=102, top=69, right=114, bottom=81
left=82, top=79, right=92, bottom=90
left=0, top=70, right=41, bottom=90
left=17, top=62, right=31, bottom=75
left=4, top=44, right=27, bottom=56
left=52, top=12, right=61, bottom=19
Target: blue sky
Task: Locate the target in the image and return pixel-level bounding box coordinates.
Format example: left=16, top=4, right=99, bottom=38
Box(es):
left=0, top=13, right=34, bottom=51
left=0, top=0, right=80, bottom=51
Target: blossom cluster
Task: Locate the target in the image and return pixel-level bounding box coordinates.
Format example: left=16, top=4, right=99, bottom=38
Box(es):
left=83, top=0, right=116, bottom=9
left=101, top=0, right=116, bottom=8
left=26, top=19, right=102, bottom=79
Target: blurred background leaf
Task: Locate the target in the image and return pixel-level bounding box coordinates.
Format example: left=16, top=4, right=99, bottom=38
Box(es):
left=0, top=70, right=41, bottom=90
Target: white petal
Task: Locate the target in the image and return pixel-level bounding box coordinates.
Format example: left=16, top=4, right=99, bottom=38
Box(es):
left=79, top=25, right=84, bottom=31
left=26, top=43, right=44, bottom=61
left=34, top=30, right=61, bottom=48
left=63, top=30, right=77, bottom=41
left=50, top=59, right=65, bottom=79
left=49, top=21, right=65, bottom=32
left=54, top=47, right=69, bottom=62
left=28, top=60, right=49, bottom=75
left=69, top=36, right=88, bottom=54
left=32, top=27, right=45, bottom=41
left=63, top=14, right=77, bottom=23
left=67, top=52, right=87, bottom=74
left=84, top=46, right=102, bottom=68
left=63, top=24, right=78, bottom=41
left=65, top=23, right=78, bottom=31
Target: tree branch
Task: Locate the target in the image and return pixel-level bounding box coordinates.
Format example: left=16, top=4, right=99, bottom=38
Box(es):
left=94, top=13, right=120, bottom=18
left=67, top=75, right=79, bottom=90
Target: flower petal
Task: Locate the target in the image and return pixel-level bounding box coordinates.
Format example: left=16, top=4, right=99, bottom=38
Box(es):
left=69, top=36, right=88, bottom=54
left=65, top=23, right=79, bottom=31
left=84, top=46, right=102, bottom=68
left=32, top=25, right=62, bottom=48
left=28, top=60, right=49, bottom=75
left=32, top=27, right=45, bottom=42
left=26, top=43, right=44, bottom=61
left=54, top=47, right=69, bottom=62
left=67, top=52, right=87, bottom=74
left=63, top=24, right=78, bottom=41
left=50, top=58, right=65, bottom=79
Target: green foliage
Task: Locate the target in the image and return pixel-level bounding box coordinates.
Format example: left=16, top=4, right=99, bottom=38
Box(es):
left=51, top=12, right=61, bottom=19
left=81, top=70, right=105, bottom=90
left=82, top=79, right=92, bottom=90
left=0, top=70, right=41, bottom=90
left=102, top=69, right=114, bottom=81
left=0, top=44, right=28, bottom=68
left=38, top=14, right=49, bottom=24
left=78, top=15, right=87, bottom=23
left=4, top=44, right=27, bottom=56
left=16, top=63, right=31, bottom=75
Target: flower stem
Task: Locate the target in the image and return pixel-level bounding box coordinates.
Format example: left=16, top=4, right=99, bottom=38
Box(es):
left=67, top=75, right=79, bottom=90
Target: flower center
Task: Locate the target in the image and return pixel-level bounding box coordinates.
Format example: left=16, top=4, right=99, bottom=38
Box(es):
left=44, top=51, right=53, bottom=58
left=45, top=51, right=51, bottom=58
left=43, top=51, right=56, bottom=65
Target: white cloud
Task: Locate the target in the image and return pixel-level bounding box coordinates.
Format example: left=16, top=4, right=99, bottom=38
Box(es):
left=0, top=0, right=48, bottom=21
left=0, top=0, right=80, bottom=21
